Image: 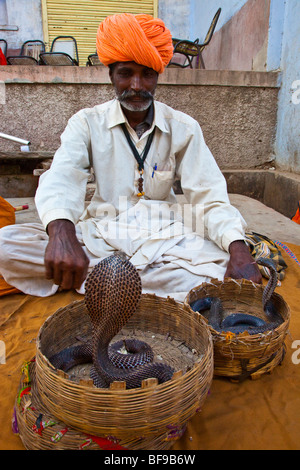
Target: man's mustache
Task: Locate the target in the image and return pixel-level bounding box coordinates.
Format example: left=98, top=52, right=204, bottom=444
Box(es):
left=119, top=90, right=154, bottom=101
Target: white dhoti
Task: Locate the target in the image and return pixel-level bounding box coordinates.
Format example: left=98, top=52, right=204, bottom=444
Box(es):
left=0, top=200, right=229, bottom=302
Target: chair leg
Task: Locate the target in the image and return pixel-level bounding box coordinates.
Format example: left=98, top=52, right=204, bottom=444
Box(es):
left=198, top=52, right=205, bottom=69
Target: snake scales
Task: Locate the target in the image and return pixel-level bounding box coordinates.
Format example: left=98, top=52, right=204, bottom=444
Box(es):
left=50, top=252, right=174, bottom=389
left=190, top=257, right=284, bottom=335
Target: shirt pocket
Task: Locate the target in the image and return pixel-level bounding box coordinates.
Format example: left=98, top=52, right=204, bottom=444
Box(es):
left=144, top=161, right=175, bottom=201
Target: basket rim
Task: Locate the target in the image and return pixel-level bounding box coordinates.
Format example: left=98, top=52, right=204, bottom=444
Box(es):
left=33, top=293, right=215, bottom=436
left=36, top=293, right=214, bottom=395
left=184, top=278, right=290, bottom=342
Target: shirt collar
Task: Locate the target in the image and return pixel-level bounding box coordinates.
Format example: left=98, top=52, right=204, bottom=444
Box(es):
left=107, top=98, right=169, bottom=134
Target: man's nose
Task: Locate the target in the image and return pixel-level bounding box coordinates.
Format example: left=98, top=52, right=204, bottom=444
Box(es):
left=130, top=73, right=143, bottom=91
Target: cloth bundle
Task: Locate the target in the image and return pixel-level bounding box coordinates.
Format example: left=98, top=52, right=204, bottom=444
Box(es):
left=245, top=231, right=288, bottom=281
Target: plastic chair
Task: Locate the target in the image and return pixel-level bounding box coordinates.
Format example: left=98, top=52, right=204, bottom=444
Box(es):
left=86, top=53, right=102, bottom=66
left=168, top=8, right=221, bottom=69
left=0, top=39, right=7, bottom=57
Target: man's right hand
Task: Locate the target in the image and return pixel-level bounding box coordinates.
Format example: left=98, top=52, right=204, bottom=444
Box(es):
left=45, top=219, right=89, bottom=291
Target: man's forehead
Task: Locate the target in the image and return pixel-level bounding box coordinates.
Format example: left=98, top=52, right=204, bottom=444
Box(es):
left=113, top=61, right=156, bottom=72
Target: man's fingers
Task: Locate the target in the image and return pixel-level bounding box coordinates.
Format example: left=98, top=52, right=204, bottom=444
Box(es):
left=52, top=264, right=63, bottom=287
left=45, top=263, right=53, bottom=280
left=59, top=269, right=75, bottom=291
left=73, top=266, right=88, bottom=290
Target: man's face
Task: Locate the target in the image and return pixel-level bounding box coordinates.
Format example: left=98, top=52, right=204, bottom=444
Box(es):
left=109, top=61, right=158, bottom=112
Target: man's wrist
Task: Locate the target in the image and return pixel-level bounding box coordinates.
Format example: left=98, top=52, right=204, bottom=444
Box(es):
left=228, top=239, right=248, bottom=254
left=46, top=218, right=75, bottom=237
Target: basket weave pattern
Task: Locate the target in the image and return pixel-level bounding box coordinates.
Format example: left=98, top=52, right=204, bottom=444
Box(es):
left=25, top=294, right=214, bottom=449
left=185, top=279, right=290, bottom=381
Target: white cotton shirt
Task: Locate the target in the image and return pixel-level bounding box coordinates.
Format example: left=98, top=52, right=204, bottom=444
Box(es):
left=35, top=98, right=246, bottom=255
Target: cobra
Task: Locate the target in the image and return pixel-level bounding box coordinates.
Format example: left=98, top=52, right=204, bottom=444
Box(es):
left=50, top=252, right=174, bottom=389
left=189, top=257, right=284, bottom=335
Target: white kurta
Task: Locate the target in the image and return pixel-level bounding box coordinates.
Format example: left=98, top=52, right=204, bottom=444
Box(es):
left=0, top=99, right=247, bottom=301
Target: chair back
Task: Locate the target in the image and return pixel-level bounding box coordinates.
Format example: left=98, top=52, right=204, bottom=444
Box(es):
left=167, top=8, right=221, bottom=69
left=21, top=40, right=45, bottom=61
left=50, top=36, right=79, bottom=64
left=168, top=38, right=200, bottom=68
left=86, top=53, right=102, bottom=66
left=199, top=8, right=221, bottom=50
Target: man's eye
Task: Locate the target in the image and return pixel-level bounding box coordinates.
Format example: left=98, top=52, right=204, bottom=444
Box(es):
left=144, top=70, right=156, bottom=77
left=118, top=71, right=130, bottom=77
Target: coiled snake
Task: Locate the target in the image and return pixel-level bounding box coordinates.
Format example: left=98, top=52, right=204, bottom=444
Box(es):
left=50, top=252, right=174, bottom=389
left=189, top=257, right=284, bottom=335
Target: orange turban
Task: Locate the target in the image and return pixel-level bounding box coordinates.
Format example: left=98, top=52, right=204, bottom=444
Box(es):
left=96, top=13, right=173, bottom=74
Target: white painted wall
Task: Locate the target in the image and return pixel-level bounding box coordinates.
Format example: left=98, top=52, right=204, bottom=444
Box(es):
left=0, top=0, right=43, bottom=52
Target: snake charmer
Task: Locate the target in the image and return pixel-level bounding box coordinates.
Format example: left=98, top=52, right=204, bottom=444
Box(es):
left=0, top=13, right=262, bottom=301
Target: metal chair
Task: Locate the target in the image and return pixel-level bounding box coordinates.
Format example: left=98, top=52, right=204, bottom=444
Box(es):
left=86, top=53, right=102, bottom=66
left=0, top=39, right=7, bottom=57
left=168, top=38, right=201, bottom=69
left=21, top=40, right=45, bottom=61
left=40, top=36, right=79, bottom=66
left=7, top=56, right=39, bottom=65
left=168, top=8, right=221, bottom=69
left=6, top=39, right=45, bottom=65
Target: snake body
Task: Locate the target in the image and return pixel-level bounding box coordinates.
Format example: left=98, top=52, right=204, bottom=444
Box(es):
left=50, top=252, right=174, bottom=389
left=190, top=257, right=284, bottom=335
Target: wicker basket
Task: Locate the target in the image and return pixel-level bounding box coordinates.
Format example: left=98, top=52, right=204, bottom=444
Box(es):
left=14, top=360, right=182, bottom=450
left=185, top=279, right=290, bottom=381
left=22, top=294, right=214, bottom=449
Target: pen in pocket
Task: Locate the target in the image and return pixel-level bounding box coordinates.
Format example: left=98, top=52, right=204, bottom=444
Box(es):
left=152, top=163, right=157, bottom=178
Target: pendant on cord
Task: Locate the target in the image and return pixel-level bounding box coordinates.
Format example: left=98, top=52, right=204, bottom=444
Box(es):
left=137, top=168, right=145, bottom=197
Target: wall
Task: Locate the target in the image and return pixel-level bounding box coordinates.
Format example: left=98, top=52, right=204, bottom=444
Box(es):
left=191, top=0, right=247, bottom=42
left=0, top=66, right=279, bottom=172
left=160, top=0, right=300, bottom=174
left=0, top=0, right=43, bottom=55
left=273, top=0, right=300, bottom=173
left=159, top=0, right=248, bottom=41
left=158, top=0, right=191, bottom=39
left=199, top=0, right=271, bottom=71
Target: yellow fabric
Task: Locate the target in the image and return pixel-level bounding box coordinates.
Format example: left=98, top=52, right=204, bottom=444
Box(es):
left=0, top=196, right=15, bottom=229
left=292, top=202, right=300, bottom=224
left=0, top=277, right=21, bottom=297
left=0, top=244, right=299, bottom=450
left=0, top=198, right=21, bottom=296
left=96, top=13, right=174, bottom=73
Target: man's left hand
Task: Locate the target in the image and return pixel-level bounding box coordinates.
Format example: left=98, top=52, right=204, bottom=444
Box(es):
left=225, top=240, right=262, bottom=284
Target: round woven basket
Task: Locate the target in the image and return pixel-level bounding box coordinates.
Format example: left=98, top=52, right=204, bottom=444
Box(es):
left=14, top=359, right=184, bottom=450
left=185, top=279, right=290, bottom=381
left=28, top=294, right=213, bottom=449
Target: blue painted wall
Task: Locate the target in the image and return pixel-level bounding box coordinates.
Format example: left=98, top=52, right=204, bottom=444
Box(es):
left=274, top=0, right=300, bottom=172
left=191, top=0, right=247, bottom=42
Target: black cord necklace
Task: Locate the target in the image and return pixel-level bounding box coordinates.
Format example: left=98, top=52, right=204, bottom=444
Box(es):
left=121, top=123, right=156, bottom=197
